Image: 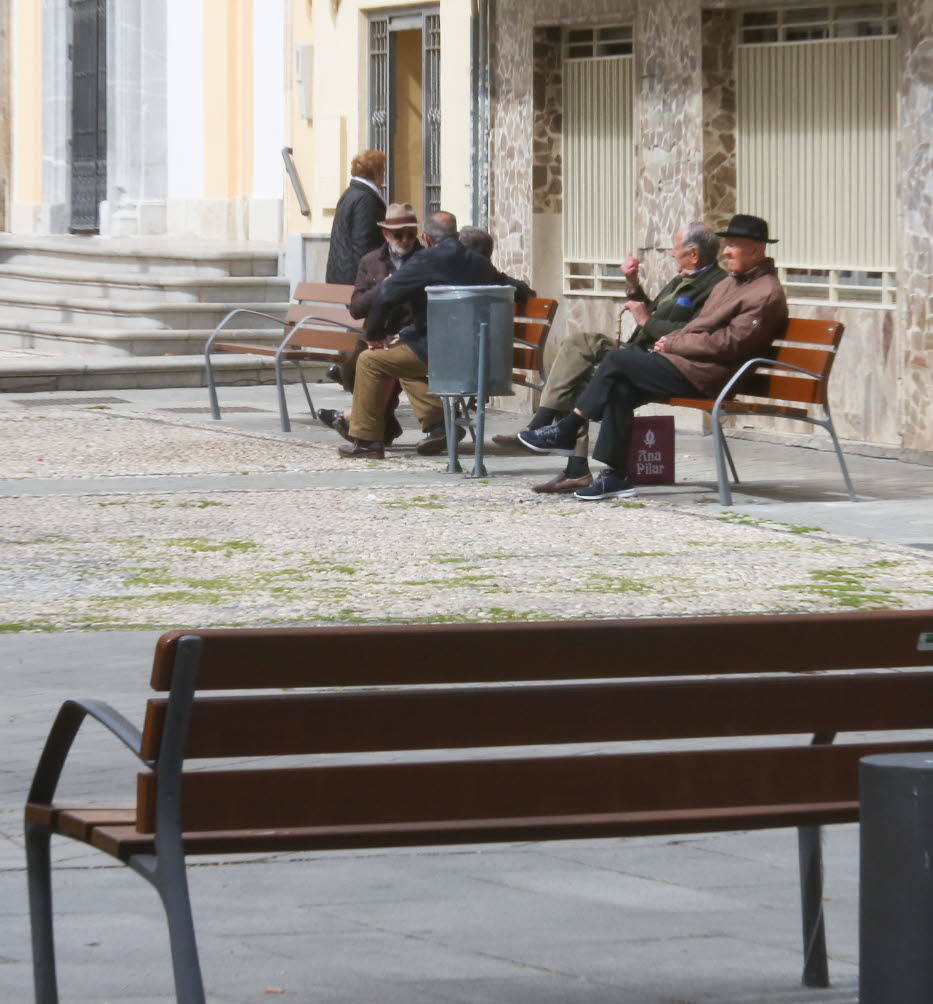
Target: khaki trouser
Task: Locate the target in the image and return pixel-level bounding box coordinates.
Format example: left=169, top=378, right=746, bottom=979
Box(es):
left=349, top=342, right=443, bottom=442
left=539, top=330, right=616, bottom=458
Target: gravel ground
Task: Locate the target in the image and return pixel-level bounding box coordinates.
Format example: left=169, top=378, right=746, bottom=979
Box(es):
left=1, top=403, right=930, bottom=631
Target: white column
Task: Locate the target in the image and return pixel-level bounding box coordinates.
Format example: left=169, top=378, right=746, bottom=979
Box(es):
left=41, top=0, right=69, bottom=232
left=103, top=0, right=168, bottom=236
left=165, top=0, right=204, bottom=235
left=250, top=0, right=285, bottom=241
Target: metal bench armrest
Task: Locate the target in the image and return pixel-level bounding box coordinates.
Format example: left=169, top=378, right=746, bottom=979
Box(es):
left=27, top=699, right=147, bottom=806
left=713, top=356, right=824, bottom=412
left=204, top=308, right=287, bottom=353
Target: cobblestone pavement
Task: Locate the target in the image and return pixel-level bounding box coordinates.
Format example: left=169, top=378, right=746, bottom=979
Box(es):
left=1, top=386, right=930, bottom=633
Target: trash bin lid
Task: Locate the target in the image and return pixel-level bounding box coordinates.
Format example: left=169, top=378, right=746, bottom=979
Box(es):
left=426, top=285, right=516, bottom=300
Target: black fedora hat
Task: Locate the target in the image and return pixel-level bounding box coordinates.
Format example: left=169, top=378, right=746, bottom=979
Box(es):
left=715, top=214, right=778, bottom=243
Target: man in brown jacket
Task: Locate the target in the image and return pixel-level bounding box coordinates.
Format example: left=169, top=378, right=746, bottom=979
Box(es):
left=516, top=214, right=788, bottom=500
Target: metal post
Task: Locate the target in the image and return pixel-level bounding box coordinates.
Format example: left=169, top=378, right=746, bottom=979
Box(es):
left=441, top=397, right=462, bottom=474
left=860, top=753, right=933, bottom=1003
left=467, top=322, right=489, bottom=478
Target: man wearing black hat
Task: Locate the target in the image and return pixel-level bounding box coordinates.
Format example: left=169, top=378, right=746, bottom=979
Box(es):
left=516, top=214, right=788, bottom=500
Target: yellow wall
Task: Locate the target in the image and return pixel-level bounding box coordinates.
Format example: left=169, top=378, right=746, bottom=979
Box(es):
left=203, top=0, right=253, bottom=199
left=286, top=0, right=473, bottom=236
left=12, top=0, right=42, bottom=206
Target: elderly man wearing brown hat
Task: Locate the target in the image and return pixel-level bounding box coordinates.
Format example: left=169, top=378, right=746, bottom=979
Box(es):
left=318, top=203, right=423, bottom=444
left=516, top=214, right=788, bottom=500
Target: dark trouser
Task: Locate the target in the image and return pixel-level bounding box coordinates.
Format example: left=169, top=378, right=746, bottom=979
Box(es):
left=575, top=349, right=699, bottom=472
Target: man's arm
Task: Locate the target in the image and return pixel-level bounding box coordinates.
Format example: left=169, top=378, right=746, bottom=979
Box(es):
left=348, top=257, right=381, bottom=320
left=662, top=293, right=787, bottom=362
left=363, top=249, right=434, bottom=343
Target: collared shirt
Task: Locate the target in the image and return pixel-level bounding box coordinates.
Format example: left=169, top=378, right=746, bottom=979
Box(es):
left=350, top=176, right=386, bottom=204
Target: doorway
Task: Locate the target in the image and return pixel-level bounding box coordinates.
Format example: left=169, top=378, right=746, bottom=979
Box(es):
left=368, top=9, right=440, bottom=222
left=70, top=0, right=107, bottom=232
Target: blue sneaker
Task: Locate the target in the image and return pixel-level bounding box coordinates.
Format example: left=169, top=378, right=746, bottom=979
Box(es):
left=574, top=470, right=638, bottom=500
left=517, top=423, right=576, bottom=456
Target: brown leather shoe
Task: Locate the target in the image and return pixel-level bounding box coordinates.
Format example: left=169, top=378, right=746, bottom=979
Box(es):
left=492, top=432, right=522, bottom=446
left=532, top=472, right=594, bottom=494
left=337, top=439, right=385, bottom=459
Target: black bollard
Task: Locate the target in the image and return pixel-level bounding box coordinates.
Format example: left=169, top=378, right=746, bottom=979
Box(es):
left=860, top=753, right=933, bottom=1002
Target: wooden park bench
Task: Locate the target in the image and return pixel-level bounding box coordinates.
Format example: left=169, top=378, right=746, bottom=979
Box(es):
left=667, top=317, right=855, bottom=505
left=25, top=609, right=933, bottom=1002
left=204, top=281, right=363, bottom=432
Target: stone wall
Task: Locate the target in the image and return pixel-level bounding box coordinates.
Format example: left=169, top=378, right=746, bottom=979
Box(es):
left=701, top=9, right=737, bottom=231
left=488, top=0, right=930, bottom=455
left=898, top=0, right=932, bottom=455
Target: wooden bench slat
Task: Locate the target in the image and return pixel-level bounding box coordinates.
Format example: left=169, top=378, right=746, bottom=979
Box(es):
left=287, top=328, right=361, bottom=353
left=140, top=671, right=933, bottom=760
left=136, top=739, right=933, bottom=833
left=293, top=282, right=356, bottom=304
left=89, top=802, right=860, bottom=861
left=211, top=342, right=322, bottom=358
left=284, top=303, right=359, bottom=327
left=150, top=611, right=933, bottom=690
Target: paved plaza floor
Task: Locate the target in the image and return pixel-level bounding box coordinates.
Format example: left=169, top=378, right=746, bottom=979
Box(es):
left=1, top=381, right=930, bottom=1001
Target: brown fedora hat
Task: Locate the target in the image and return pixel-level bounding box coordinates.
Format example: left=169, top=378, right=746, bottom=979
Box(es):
left=378, top=203, right=419, bottom=230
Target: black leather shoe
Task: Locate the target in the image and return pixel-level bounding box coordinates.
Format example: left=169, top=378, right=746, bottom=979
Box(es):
left=325, top=363, right=343, bottom=385
left=532, top=472, right=594, bottom=494
left=492, top=432, right=523, bottom=446
left=337, top=439, right=385, bottom=459
left=384, top=415, right=403, bottom=445
left=416, top=424, right=466, bottom=456
left=318, top=408, right=342, bottom=430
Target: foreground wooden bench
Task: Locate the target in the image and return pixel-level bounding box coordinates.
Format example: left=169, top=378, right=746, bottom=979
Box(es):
left=204, top=281, right=362, bottom=432
left=667, top=317, right=855, bottom=505
left=25, top=609, right=933, bottom=1002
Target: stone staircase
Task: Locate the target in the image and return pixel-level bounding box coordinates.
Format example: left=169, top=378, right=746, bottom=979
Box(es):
left=0, top=235, right=321, bottom=392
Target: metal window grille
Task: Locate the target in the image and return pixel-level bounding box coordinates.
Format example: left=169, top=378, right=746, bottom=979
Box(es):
left=423, top=13, right=441, bottom=216
left=739, top=3, right=896, bottom=44
left=737, top=28, right=896, bottom=303
left=368, top=18, right=390, bottom=201
left=70, top=0, right=107, bottom=233
left=561, top=36, right=634, bottom=297
left=367, top=8, right=440, bottom=216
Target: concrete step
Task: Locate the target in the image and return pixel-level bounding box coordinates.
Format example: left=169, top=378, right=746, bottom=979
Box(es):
left=0, top=264, right=290, bottom=303
left=0, top=292, right=289, bottom=329
left=0, top=351, right=328, bottom=393
left=0, top=234, right=281, bottom=277
left=0, top=323, right=284, bottom=358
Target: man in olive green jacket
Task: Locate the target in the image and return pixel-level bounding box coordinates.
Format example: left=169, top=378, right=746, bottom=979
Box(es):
left=496, top=222, right=726, bottom=494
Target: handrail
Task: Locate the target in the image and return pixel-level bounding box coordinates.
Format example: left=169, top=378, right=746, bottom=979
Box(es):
left=282, top=147, right=311, bottom=217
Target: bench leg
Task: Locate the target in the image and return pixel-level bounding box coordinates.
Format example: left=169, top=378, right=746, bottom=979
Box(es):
left=25, top=822, right=59, bottom=1004
left=823, top=411, right=857, bottom=502
left=205, top=351, right=222, bottom=421
left=157, top=873, right=206, bottom=1004
left=274, top=353, right=292, bottom=433
left=294, top=361, right=318, bottom=420
left=798, top=823, right=830, bottom=987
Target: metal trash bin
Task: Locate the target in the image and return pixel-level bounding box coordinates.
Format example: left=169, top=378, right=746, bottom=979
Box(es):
left=426, top=285, right=516, bottom=476
left=860, top=753, right=933, bottom=1003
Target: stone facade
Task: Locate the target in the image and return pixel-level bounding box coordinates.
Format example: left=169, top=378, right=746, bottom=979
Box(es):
left=898, top=0, right=932, bottom=455
left=701, top=9, right=737, bottom=231
left=488, top=0, right=931, bottom=456
left=532, top=27, right=562, bottom=215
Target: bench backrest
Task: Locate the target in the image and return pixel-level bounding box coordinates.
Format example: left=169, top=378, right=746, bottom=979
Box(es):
left=512, top=297, right=558, bottom=378
left=739, top=318, right=844, bottom=405
left=136, top=611, right=933, bottom=835
left=284, top=282, right=361, bottom=352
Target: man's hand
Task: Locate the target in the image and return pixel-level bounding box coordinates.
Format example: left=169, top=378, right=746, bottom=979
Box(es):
left=623, top=299, right=650, bottom=326
left=365, top=340, right=389, bottom=351
left=619, top=254, right=640, bottom=281
left=652, top=335, right=668, bottom=353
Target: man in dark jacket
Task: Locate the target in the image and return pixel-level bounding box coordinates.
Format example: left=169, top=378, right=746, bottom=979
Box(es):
left=334, top=211, right=533, bottom=459
left=324, top=149, right=387, bottom=285
left=318, top=203, right=422, bottom=444
left=496, top=223, right=726, bottom=494
left=517, top=214, right=788, bottom=500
